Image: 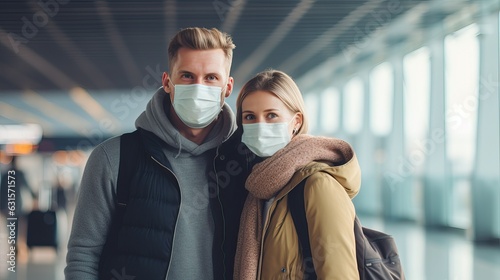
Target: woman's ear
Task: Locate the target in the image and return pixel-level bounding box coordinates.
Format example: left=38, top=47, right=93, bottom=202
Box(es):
left=294, top=113, right=303, bottom=133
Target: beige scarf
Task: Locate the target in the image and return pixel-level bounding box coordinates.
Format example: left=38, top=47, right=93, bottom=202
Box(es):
left=233, top=134, right=353, bottom=280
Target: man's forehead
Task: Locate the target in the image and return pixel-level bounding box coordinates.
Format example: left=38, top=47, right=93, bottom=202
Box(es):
left=172, top=48, right=229, bottom=74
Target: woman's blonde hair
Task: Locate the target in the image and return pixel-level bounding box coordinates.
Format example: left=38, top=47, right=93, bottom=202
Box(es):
left=168, top=27, right=235, bottom=71
left=236, top=69, right=309, bottom=134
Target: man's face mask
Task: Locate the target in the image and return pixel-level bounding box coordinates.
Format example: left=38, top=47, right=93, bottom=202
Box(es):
left=171, top=83, right=224, bottom=128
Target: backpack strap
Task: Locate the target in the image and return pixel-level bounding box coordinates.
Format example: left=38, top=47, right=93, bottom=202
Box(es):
left=116, top=130, right=142, bottom=208
left=99, top=130, right=142, bottom=274
left=288, top=179, right=318, bottom=280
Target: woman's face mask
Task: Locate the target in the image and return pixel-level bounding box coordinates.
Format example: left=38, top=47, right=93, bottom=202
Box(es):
left=171, top=83, right=224, bottom=128
left=241, top=120, right=294, bottom=157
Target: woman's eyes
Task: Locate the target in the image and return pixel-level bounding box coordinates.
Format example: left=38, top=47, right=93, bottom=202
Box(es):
left=267, top=113, right=278, bottom=119
left=243, top=113, right=279, bottom=121
left=243, top=114, right=255, bottom=120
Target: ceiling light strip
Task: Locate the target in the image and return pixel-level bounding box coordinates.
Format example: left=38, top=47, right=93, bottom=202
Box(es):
left=22, top=90, right=93, bottom=137
left=279, top=0, right=385, bottom=73
left=69, top=87, right=122, bottom=133
left=220, top=0, right=247, bottom=34
left=0, top=27, right=76, bottom=89
left=233, top=0, right=315, bottom=82
left=26, top=1, right=114, bottom=89
left=0, top=102, right=55, bottom=136
left=96, top=0, right=142, bottom=84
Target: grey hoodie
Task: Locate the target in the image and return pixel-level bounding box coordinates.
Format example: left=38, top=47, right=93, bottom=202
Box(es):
left=65, top=88, right=237, bottom=280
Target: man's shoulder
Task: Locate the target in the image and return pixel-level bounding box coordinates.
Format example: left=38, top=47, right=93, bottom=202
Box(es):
left=94, top=130, right=143, bottom=149
left=86, top=134, right=125, bottom=165
left=94, top=135, right=121, bottom=152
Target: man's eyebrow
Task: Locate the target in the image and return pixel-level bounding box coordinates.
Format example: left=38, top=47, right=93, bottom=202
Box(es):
left=178, top=70, right=194, bottom=75
left=205, top=72, right=223, bottom=78
left=177, top=70, right=223, bottom=78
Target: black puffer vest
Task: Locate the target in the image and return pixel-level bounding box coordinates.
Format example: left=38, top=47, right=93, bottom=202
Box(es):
left=98, top=128, right=256, bottom=280
left=98, top=129, right=181, bottom=280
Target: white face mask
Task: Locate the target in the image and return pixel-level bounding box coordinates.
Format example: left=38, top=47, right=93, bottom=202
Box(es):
left=172, top=83, right=224, bottom=128
left=241, top=121, right=292, bottom=157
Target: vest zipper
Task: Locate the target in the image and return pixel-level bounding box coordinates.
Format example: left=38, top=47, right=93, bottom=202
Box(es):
left=150, top=156, right=181, bottom=279
left=212, top=146, right=227, bottom=280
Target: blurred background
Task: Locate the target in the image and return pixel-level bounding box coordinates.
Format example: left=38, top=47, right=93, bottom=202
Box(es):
left=0, top=0, right=499, bottom=279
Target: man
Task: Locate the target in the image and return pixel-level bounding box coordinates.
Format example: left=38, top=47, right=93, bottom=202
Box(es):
left=65, top=27, right=249, bottom=280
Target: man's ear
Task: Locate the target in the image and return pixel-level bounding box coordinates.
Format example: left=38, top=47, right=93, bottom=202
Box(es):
left=224, top=76, right=234, bottom=98
left=162, top=72, right=172, bottom=93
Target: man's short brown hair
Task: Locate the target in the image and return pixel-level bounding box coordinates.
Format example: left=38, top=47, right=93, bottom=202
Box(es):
left=168, top=27, right=236, bottom=71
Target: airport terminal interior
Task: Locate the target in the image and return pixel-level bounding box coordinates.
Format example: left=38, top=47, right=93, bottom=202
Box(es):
left=0, top=0, right=499, bottom=279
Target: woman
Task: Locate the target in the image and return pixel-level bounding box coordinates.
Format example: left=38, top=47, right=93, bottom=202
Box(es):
left=233, top=69, right=361, bottom=280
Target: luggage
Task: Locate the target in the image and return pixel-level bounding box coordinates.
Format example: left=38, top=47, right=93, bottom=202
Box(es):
left=26, top=210, right=58, bottom=249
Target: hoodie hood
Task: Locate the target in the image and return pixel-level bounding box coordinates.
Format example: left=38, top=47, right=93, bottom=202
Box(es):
left=135, top=88, right=237, bottom=157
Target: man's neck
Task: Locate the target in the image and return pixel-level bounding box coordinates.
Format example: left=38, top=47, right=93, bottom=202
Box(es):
left=169, top=109, right=218, bottom=145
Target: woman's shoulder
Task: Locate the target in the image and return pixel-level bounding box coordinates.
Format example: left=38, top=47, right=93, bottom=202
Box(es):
left=302, top=161, right=360, bottom=199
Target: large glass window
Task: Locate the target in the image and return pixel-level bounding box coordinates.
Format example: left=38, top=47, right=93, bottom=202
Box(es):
left=370, top=62, right=394, bottom=136
left=303, top=93, right=319, bottom=133
left=403, top=47, right=431, bottom=175
left=343, top=77, right=364, bottom=135
left=445, top=24, right=479, bottom=229
left=445, top=24, right=479, bottom=174
left=320, top=87, right=340, bottom=134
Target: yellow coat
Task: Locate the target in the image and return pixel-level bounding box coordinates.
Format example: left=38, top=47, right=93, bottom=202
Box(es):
left=258, top=155, right=361, bottom=280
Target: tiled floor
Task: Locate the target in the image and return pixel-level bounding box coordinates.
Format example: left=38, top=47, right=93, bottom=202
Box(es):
left=358, top=215, right=500, bottom=280
left=0, top=213, right=499, bottom=280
